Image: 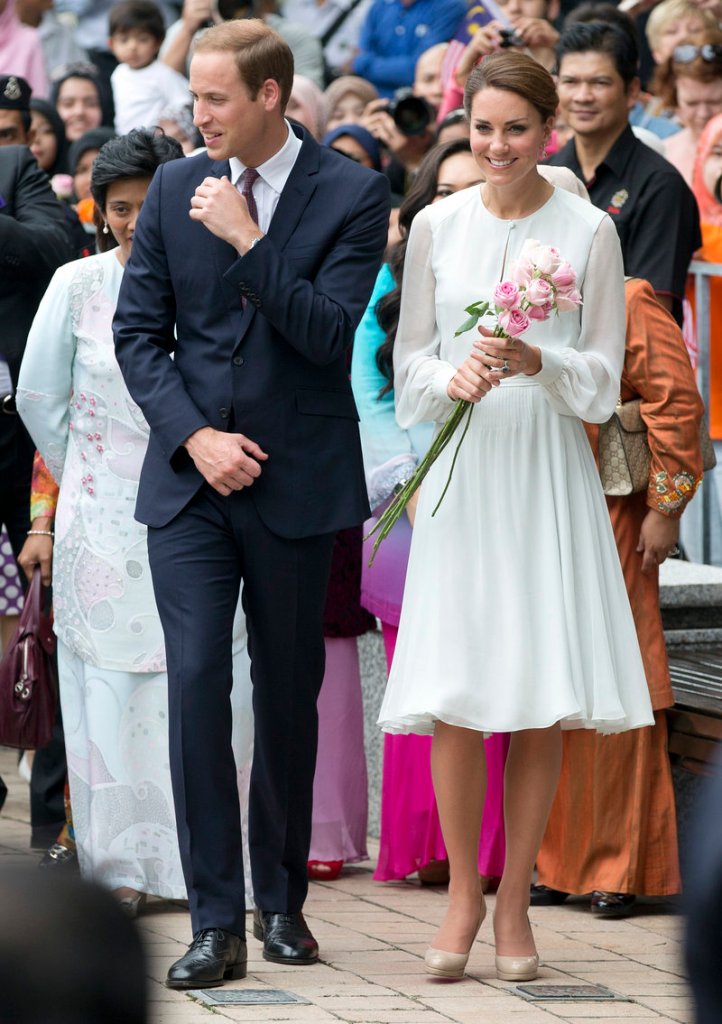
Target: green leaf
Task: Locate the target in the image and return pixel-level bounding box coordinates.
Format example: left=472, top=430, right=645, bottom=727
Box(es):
left=454, top=313, right=481, bottom=337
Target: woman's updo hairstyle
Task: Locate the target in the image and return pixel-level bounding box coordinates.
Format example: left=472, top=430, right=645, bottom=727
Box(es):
left=464, top=51, right=559, bottom=123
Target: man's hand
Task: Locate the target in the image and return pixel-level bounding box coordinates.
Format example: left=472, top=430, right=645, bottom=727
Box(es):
left=184, top=426, right=268, bottom=496
left=18, top=517, right=54, bottom=586
left=189, top=176, right=262, bottom=254
left=637, top=507, right=680, bottom=575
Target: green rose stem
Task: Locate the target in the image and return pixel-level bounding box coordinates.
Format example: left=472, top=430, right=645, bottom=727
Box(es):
left=366, top=301, right=495, bottom=566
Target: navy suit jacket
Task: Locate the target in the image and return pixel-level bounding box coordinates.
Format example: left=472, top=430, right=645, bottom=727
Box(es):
left=113, top=125, right=390, bottom=537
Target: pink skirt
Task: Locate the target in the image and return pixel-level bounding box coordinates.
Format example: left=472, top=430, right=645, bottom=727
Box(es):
left=374, top=623, right=508, bottom=881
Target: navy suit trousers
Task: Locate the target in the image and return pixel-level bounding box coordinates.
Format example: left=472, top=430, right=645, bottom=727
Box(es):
left=147, top=484, right=335, bottom=937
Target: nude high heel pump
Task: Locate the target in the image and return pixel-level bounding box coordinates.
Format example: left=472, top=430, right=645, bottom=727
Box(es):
left=495, top=952, right=539, bottom=982
left=424, top=896, right=487, bottom=979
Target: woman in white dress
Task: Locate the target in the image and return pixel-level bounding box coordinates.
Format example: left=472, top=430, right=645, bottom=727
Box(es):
left=377, top=53, right=654, bottom=981
left=16, top=129, right=254, bottom=914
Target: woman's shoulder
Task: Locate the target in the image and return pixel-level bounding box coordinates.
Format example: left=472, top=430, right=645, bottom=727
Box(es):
left=425, top=185, right=480, bottom=228
left=549, top=186, right=607, bottom=231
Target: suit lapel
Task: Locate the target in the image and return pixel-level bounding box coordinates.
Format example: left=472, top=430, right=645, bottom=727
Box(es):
left=206, top=157, right=247, bottom=315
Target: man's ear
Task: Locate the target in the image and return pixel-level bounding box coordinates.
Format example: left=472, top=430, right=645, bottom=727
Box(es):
left=261, top=77, right=282, bottom=112
left=626, top=75, right=641, bottom=109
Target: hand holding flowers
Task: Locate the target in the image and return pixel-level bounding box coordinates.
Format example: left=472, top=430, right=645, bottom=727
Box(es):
left=366, top=240, right=582, bottom=564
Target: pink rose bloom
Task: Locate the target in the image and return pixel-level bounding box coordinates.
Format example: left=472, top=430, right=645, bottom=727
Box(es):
left=498, top=308, right=531, bottom=338
left=519, top=239, right=562, bottom=275
left=551, top=261, right=576, bottom=291
left=524, top=277, right=553, bottom=306
left=509, top=257, right=533, bottom=287
left=556, top=288, right=582, bottom=312
left=527, top=300, right=553, bottom=321
left=51, top=173, right=73, bottom=200
left=494, top=280, right=521, bottom=310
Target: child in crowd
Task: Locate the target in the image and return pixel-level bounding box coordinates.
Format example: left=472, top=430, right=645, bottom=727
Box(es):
left=109, top=0, right=189, bottom=135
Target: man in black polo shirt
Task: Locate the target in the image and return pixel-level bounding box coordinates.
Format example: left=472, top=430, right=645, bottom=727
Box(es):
left=548, top=20, right=700, bottom=325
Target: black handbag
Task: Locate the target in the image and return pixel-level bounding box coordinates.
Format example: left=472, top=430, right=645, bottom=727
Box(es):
left=0, top=567, right=57, bottom=749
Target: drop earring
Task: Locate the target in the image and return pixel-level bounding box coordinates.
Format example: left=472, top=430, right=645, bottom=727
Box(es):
left=102, top=221, right=109, bottom=235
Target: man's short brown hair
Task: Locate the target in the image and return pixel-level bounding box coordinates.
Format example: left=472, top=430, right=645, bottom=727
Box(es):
left=193, top=19, right=294, bottom=112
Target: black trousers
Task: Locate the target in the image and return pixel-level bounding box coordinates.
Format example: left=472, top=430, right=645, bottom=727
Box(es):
left=147, top=485, right=335, bottom=937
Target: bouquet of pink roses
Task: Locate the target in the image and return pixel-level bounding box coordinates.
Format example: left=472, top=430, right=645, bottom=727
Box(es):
left=366, top=240, right=582, bottom=565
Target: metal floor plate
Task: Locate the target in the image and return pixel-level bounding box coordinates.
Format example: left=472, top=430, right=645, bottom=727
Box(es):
left=516, top=983, right=631, bottom=1002
left=190, top=988, right=310, bottom=1006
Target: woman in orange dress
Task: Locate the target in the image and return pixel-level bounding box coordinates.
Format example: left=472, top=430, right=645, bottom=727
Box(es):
left=532, top=278, right=704, bottom=914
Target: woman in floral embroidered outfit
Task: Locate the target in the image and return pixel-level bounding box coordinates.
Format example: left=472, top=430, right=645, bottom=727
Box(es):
left=16, top=130, right=255, bottom=912
left=534, top=277, right=704, bottom=915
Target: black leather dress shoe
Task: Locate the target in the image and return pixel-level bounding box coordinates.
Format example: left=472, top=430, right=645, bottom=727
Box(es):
left=0, top=776, right=7, bottom=814
left=253, top=909, right=319, bottom=965
left=166, top=929, right=247, bottom=989
left=530, top=884, right=570, bottom=906
left=591, top=891, right=636, bottom=918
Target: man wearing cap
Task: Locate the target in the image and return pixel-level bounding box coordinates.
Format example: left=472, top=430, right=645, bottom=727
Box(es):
left=0, top=74, right=34, bottom=146
left=0, top=72, right=73, bottom=845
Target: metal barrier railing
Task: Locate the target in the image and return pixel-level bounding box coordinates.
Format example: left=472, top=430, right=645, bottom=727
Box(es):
left=689, top=260, right=722, bottom=564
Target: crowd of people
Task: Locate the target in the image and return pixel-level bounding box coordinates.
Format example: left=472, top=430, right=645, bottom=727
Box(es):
left=0, top=0, right=720, bottom=1015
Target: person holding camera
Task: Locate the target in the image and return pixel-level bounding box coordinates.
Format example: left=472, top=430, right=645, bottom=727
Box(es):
left=360, top=44, right=446, bottom=192
left=453, top=0, right=560, bottom=89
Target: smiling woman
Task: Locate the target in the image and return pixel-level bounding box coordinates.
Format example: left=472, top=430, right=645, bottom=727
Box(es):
left=374, top=50, right=654, bottom=984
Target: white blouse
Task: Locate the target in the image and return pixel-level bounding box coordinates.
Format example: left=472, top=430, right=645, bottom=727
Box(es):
left=393, top=185, right=626, bottom=430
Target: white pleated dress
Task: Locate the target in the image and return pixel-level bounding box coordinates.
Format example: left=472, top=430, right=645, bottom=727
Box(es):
left=377, top=186, right=654, bottom=737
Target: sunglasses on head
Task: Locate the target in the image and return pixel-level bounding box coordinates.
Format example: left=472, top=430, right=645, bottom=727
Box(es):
left=673, top=43, right=722, bottom=64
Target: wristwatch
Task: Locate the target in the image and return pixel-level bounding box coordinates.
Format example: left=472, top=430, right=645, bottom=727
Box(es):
left=245, top=235, right=263, bottom=255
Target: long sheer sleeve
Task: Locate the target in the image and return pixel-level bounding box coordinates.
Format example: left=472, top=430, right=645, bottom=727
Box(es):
left=16, top=264, right=76, bottom=485
left=537, top=214, right=625, bottom=423
left=393, top=209, right=457, bottom=429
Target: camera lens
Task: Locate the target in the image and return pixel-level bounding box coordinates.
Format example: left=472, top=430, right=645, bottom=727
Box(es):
left=388, top=88, right=432, bottom=136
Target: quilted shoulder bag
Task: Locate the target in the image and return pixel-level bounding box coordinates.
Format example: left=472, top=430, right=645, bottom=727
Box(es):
left=0, top=567, right=57, bottom=749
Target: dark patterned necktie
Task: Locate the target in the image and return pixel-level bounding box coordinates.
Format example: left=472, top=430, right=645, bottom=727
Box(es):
left=240, top=166, right=259, bottom=225
left=239, top=167, right=259, bottom=309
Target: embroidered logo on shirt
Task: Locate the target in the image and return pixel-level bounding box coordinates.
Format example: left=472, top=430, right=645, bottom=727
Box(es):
left=3, top=77, right=21, bottom=101
left=607, top=188, right=629, bottom=214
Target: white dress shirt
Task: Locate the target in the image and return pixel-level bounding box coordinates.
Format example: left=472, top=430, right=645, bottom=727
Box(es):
left=228, top=120, right=302, bottom=234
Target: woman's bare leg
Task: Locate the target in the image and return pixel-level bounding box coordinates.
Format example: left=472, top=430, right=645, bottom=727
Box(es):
left=494, top=723, right=563, bottom=956
left=429, top=721, right=487, bottom=952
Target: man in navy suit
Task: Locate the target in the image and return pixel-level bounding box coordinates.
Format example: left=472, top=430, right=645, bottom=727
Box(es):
left=113, top=19, right=389, bottom=989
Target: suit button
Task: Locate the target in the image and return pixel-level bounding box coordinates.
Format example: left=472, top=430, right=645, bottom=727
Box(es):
left=219, top=408, right=229, bottom=419
left=233, top=356, right=244, bottom=366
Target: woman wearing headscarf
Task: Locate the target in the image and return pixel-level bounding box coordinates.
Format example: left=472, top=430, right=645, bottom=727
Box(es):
left=30, top=97, right=69, bottom=176
left=286, top=73, right=328, bottom=140
left=50, top=63, right=114, bottom=142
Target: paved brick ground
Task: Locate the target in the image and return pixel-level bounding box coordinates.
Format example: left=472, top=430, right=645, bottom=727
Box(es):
left=0, top=748, right=693, bottom=1024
